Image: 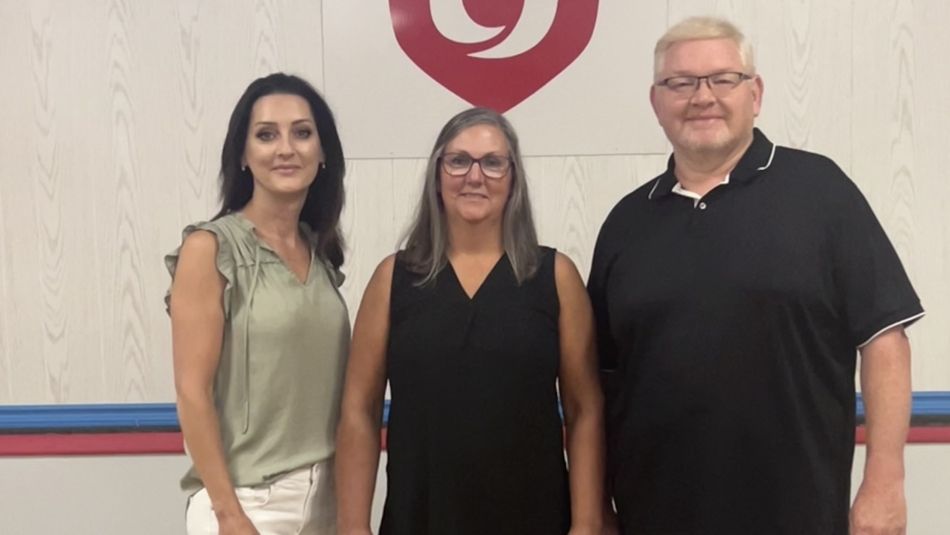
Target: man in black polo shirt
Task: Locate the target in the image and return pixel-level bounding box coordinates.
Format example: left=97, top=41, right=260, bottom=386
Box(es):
left=589, top=16, right=924, bottom=535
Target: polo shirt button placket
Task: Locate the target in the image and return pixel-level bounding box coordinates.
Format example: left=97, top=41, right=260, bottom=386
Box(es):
left=698, top=201, right=707, bottom=210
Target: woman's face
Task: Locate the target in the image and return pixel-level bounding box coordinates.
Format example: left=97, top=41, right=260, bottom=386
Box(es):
left=242, top=93, right=323, bottom=199
left=438, top=124, right=512, bottom=228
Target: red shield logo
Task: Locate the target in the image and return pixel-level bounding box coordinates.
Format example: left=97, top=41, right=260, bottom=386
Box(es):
left=390, top=0, right=600, bottom=112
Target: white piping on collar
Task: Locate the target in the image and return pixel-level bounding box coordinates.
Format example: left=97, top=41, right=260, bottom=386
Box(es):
left=650, top=139, right=775, bottom=200
left=757, top=142, right=776, bottom=171
left=647, top=177, right=662, bottom=200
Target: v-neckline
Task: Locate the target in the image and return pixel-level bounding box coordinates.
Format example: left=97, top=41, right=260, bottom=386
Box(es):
left=285, top=247, right=315, bottom=286
left=258, top=238, right=314, bottom=286
left=446, top=253, right=507, bottom=301
left=234, top=212, right=314, bottom=285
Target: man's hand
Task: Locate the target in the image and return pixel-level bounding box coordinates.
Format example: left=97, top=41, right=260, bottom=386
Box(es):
left=850, top=478, right=906, bottom=535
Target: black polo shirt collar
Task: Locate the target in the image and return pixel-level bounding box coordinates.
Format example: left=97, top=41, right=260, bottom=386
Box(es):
left=648, top=127, right=777, bottom=200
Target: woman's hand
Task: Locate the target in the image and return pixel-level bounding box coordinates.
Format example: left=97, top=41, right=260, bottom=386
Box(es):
left=567, top=524, right=603, bottom=535
left=216, top=510, right=260, bottom=535
left=338, top=529, right=374, bottom=535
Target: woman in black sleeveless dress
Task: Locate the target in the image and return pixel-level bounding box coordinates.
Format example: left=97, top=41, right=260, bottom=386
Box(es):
left=337, top=108, right=605, bottom=535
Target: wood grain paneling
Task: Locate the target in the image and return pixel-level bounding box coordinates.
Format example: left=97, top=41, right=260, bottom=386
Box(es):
left=853, top=0, right=949, bottom=389
left=337, top=158, right=427, bottom=325
left=527, top=155, right=669, bottom=277
left=0, top=0, right=947, bottom=403
left=0, top=0, right=30, bottom=403
left=339, top=159, right=397, bottom=322
left=103, top=0, right=151, bottom=402
left=31, top=0, right=70, bottom=402
left=908, top=1, right=950, bottom=388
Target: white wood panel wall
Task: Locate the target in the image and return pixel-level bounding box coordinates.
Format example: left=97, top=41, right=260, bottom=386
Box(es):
left=0, top=0, right=947, bottom=404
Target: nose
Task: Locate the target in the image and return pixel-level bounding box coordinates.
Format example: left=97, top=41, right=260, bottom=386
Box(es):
left=464, top=161, right=486, bottom=184
left=276, top=132, right=294, bottom=157
left=690, top=78, right=716, bottom=104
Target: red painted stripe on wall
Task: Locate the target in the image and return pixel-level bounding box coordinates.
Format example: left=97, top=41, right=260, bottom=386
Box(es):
left=3, top=427, right=950, bottom=456
left=856, top=426, right=950, bottom=444
left=0, top=433, right=183, bottom=456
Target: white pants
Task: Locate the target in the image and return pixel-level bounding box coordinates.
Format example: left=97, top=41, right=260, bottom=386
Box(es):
left=185, top=460, right=336, bottom=535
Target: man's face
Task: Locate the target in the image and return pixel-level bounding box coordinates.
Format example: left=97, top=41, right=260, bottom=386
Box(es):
left=650, top=38, right=763, bottom=158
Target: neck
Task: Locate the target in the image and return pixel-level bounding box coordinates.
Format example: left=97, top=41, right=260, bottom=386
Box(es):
left=240, top=195, right=305, bottom=242
left=446, top=220, right=504, bottom=259
left=673, top=133, right=753, bottom=197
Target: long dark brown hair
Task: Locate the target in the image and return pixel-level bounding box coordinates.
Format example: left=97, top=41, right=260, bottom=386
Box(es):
left=215, top=72, right=346, bottom=269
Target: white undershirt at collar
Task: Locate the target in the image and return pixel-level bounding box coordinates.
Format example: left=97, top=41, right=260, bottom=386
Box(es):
left=672, top=174, right=730, bottom=207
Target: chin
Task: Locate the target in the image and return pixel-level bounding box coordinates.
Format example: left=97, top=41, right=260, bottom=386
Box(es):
left=680, top=131, right=735, bottom=153
left=452, top=210, right=499, bottom=225
left=458, top=213, right=491, bottom=224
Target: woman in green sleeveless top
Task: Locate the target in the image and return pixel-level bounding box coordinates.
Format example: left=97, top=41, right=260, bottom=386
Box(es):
left=166, top=73, right=349, bottom=535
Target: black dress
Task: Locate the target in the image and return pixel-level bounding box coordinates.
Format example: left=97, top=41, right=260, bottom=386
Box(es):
left=380, top=247, right=570, bottom=535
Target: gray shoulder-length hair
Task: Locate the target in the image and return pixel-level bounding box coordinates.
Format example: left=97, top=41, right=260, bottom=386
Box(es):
left=401, top=107, right=540, bottom=285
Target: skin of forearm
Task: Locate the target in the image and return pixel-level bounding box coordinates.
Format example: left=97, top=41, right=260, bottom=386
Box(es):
left=177, top=390, right=243, bottom=518
left=336, top=409, right=383, bottom=531
left=860, top=331, right=911, bottom=482
left=565, top=400, right=606, bottom=528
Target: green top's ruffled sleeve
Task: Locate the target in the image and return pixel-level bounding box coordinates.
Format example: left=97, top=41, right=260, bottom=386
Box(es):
left=164, top=221, right=237, bottom=318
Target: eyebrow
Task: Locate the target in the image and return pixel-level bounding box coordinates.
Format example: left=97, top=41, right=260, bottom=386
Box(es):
left=666, top=68, right=739, bottom=76
left=443, top=150, right=509, bottom=155
left=251, top=119, right=315, bottom=127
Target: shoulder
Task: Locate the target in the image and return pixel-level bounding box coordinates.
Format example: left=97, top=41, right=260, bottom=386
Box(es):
left=769, top=145, right=872, bottom=212
left=772, top=146, right=852, bottom=189
left=774, top=144, right=841, bottom=171
left=612, top=178, right=660, bottom=214
left=366, top=254, right=398, bottom=292
left=587, top=180, right=657, bottom=272
left=165, top=217, right=242, bottom=284
left=173, top=229, right=226, bottom=284
left=180, top=228, right=219, bottom=256
left=550, top=251, right=592, bottom=318
left=598, top=178, right=661, bottom=239
left=552, top=250, right=578, bottom=275
left=167, top=224, right=224, bottom=275
left=375, top=253, right=397, bottom=278
left=174, top=215, right=244, bottom=255
left=552, top=251, right=584, bottom=290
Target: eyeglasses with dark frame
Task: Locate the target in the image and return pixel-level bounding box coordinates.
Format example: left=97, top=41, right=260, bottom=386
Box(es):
left=655, top=72, right=753, bottom=97
left=439, top=152, right=513, bottom=179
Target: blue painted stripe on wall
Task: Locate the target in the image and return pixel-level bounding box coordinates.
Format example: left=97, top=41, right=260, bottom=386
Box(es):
left=1, top=392, right=948, bottom=432
left=856, top=391, right=950, bottom=418
left=0, top=401, right=392, bottom=432
left=0, top=403, right=180, bottom=431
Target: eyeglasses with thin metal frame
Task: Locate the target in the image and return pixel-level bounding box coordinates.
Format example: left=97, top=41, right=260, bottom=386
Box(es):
left=439, top=152, right=513, bottom=179
left=655, top=72, right=753, bottom=97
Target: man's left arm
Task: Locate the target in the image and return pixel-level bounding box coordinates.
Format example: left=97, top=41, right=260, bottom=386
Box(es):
left=850, top=326, right=912, bottom=535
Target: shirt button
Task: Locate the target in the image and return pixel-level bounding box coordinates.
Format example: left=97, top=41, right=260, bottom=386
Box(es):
left=698, top=202, right=707, bottom=210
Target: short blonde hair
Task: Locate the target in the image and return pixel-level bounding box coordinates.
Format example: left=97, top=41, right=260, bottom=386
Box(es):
left=654, top=17, right=755, bottom=79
